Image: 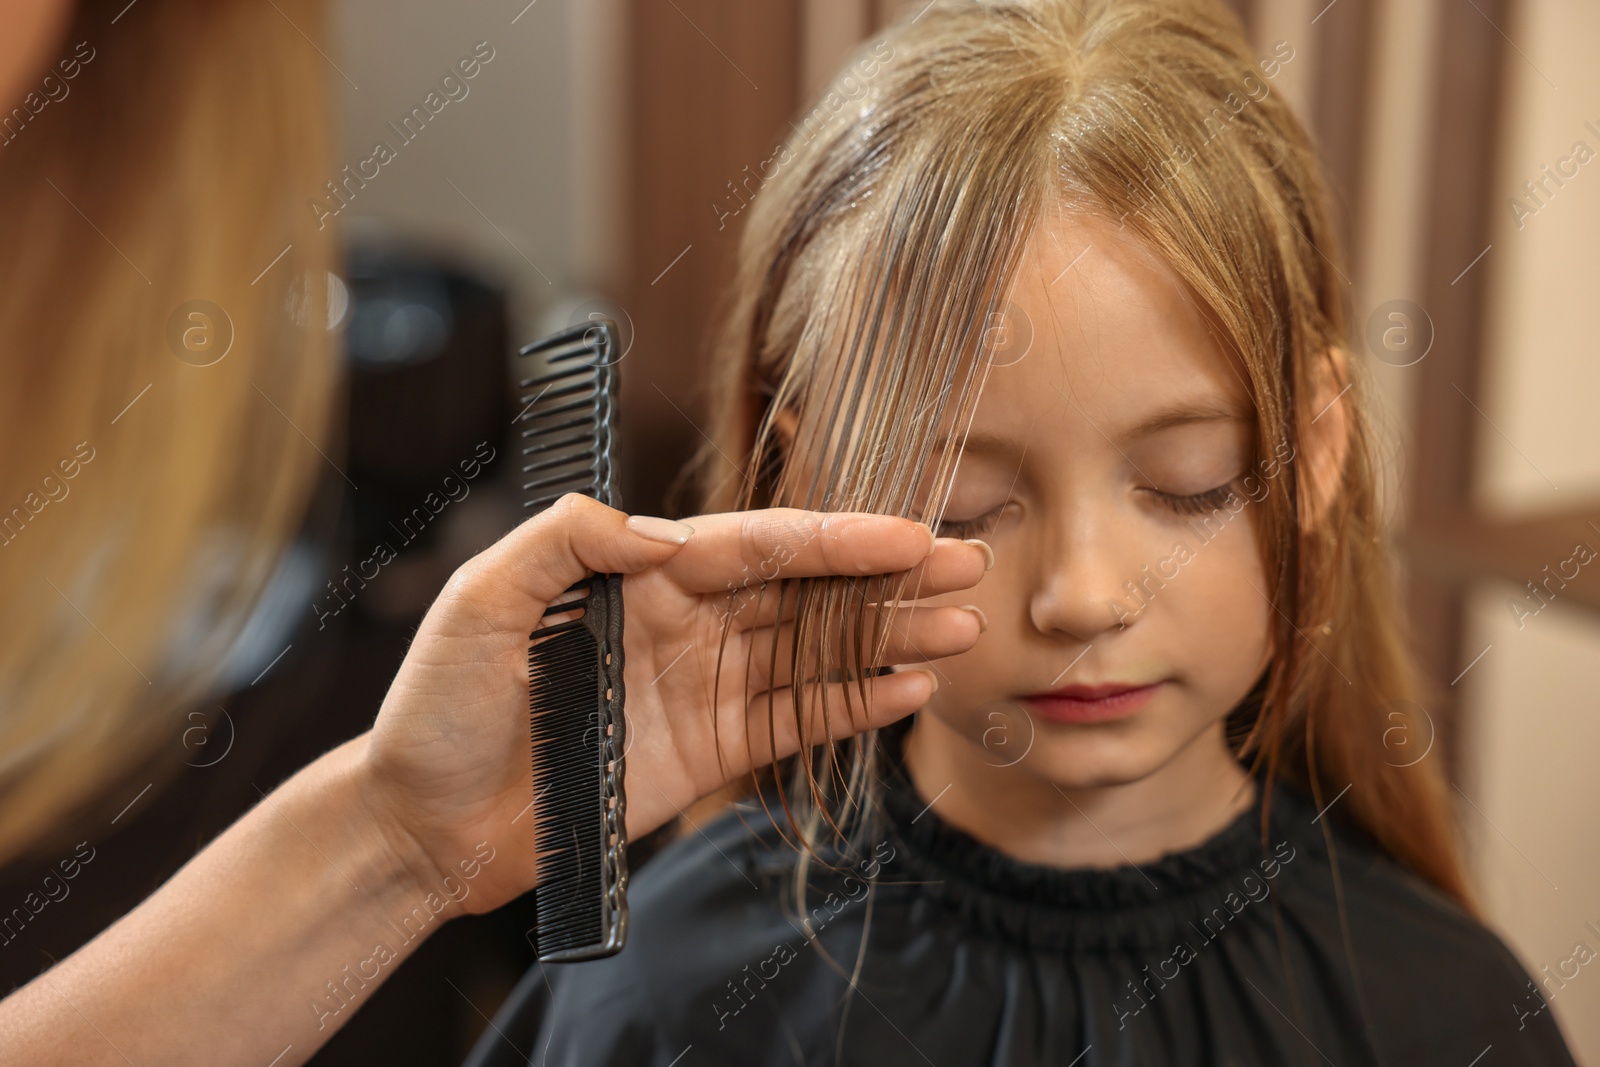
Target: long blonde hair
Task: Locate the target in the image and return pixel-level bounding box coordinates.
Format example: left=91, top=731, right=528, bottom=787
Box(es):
left=694, top=0, right=1471, bottom=907
left=0, top=0, right=338, bottom=862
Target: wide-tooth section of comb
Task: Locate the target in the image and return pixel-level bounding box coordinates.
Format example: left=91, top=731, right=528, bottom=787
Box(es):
left=518, top=323, right=613, bottom=512
left=517, top=319, right=628, bottom=963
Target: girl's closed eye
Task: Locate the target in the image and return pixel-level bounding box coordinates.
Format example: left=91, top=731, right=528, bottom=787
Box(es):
left=935, top=478, right=1244, bottom=533
left=1145, top=479, right=1242, bottom=517
left=934, top=502, right=1014, bottom=540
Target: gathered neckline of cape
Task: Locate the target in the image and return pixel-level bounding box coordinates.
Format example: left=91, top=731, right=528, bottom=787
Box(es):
left=823, top=720, right=1359, bottom=949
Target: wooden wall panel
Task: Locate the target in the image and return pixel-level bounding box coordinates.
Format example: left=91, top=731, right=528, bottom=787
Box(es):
left=1407, top=0, right=1512, bottom=770
left=1309, top=0, right=1376, bottom=276
left=623, top=0, right=804, bottom=515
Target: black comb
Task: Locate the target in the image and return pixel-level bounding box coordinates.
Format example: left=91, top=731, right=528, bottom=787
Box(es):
left=517, top=318, right=628, bottom=963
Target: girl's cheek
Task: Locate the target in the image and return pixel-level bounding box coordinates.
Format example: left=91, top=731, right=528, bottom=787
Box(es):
left=1175, top=531, right=1274, bottom=682
left=1201, top=571, right=1272, bottom=659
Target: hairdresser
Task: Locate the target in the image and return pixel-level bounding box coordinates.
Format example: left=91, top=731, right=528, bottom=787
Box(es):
left=0, top=2, right=989, bottom=1064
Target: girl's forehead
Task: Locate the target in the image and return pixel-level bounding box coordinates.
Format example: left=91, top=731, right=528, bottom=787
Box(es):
left=988, top=211, right=1253, bottom=425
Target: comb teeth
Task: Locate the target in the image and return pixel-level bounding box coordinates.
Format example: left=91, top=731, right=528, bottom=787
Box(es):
left=517, top=332, right=608, bottom=511
left=516, top=319, right=629, bottom=963
left=528, top=620, right=607, bottom=952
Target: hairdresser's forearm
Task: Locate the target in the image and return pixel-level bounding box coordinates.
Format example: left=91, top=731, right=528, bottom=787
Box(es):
left=0, top=734, right=450, bottom=1067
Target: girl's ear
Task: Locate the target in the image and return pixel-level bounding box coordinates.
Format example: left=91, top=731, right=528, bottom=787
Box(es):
left=1300, top=345, right=1351, bottom=531
left=771, top=405, right=801, bottom=452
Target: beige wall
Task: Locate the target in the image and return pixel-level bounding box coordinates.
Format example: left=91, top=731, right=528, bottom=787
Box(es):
left=1477, top=0, right=1600, bottom=515
left=1464, top=586, right=1600, bottom=1058
left=331, top=0, right=582, bottom=340
left=1462, top=0, right=1600, bottom=1058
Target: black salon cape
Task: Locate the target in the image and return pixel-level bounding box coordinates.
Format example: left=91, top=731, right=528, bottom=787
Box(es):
left=464, top=744, right=1576, bottom=1066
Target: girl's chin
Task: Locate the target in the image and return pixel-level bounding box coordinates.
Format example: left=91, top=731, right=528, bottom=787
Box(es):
left=1012, top=747, right=1171, bottom=791
left=976, top=716, right=1200, bottom=788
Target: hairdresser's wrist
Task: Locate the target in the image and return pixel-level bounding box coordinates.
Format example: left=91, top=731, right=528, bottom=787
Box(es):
left=322, top=732, right=472, bottom=925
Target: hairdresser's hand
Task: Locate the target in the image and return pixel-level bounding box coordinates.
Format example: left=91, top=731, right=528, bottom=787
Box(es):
left=360, top=494, right=989, bottom=915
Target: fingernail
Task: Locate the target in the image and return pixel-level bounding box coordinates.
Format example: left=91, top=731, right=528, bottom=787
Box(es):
left=918, top=522, right=937, bottom=556
left=958, top=604, right=988, bottom=633
left=915, top=668, right=939, bottom=692
left=964, top=538, right=994, bottom=571
left=626, top=514, right=695, bottom=545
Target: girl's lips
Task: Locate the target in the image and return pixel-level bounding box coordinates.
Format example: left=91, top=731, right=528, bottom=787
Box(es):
left=1021, top=681, right=1164, bottom=724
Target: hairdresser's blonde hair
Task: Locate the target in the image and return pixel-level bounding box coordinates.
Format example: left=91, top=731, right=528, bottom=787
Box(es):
left=694, top=0, right=1471, bottom=907
left=0, top=0, right=338, bottom=862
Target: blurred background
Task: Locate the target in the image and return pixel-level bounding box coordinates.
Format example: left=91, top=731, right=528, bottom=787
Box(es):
left=0, top=0, right=1595, bottom=1062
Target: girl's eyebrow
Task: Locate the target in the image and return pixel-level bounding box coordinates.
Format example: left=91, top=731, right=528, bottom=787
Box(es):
left=1118, top=402, right=1248, bottom=442
left=933, top=430, right=1024, bottom=459
left=931, top=401, right=1246, bottom=459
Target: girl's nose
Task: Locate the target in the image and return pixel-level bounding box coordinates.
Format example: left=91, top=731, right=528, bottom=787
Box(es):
left=1027, top=519, right=1146, bottom=643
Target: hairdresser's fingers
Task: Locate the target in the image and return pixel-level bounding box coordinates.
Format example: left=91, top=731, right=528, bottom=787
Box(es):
left=437, top=494, right=694, bottom=633
left=658, top=509, right=938, bottom=594
left=902, top=536, right=993, bottom=598
left=713, top=536, right=992, bottom=630
left=739, top=603, right=985, bottom=692
left=738, top=669, right=939, bottom=770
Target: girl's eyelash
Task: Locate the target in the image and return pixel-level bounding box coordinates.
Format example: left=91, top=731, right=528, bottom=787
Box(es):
left=934, top=505, right=1007, bottom=540
left=1148, top=482, right=1239, bottom=516
left=934, top=484, right=1241, bottom=534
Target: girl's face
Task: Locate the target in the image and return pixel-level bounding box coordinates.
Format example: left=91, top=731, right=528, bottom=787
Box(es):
left=913, top=209, right=1275, bottom=790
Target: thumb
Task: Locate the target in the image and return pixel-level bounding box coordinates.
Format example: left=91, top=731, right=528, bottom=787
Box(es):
left=429, top=493, right=694, bottom=635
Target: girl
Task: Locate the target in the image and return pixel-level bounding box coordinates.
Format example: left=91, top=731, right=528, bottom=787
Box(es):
left=469, top=0, right=1578, bottom=1064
